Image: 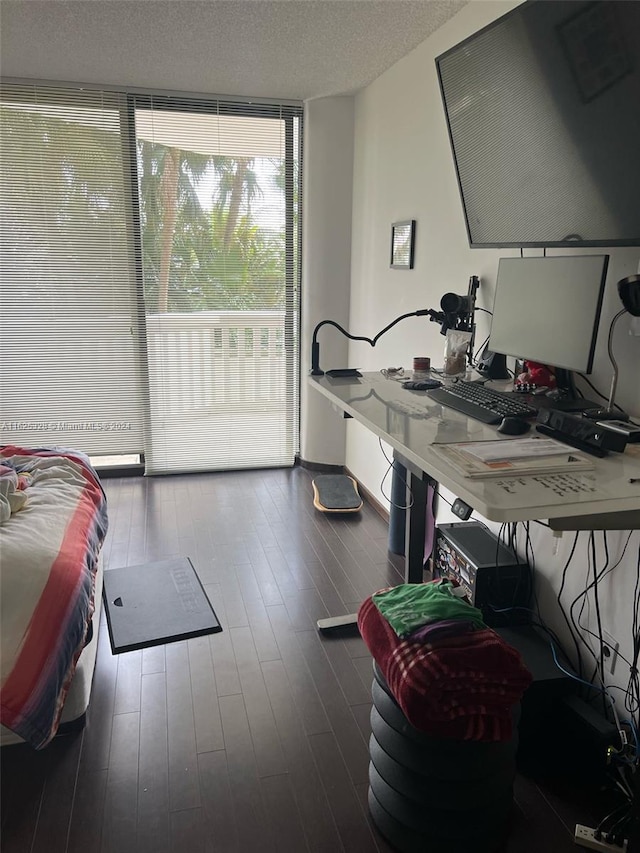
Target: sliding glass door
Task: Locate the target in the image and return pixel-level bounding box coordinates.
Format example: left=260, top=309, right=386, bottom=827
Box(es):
left=133, top=97, right=301, bottom=473
left=0, top=85, right=302, bottom=474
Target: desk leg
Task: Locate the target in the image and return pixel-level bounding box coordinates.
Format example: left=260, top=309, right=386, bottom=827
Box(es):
left=317, top=460, right=434, bottom=634
left=405, top=470, right=430, bottom=584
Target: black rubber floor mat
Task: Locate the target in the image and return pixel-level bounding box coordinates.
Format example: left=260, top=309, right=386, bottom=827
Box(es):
left=103, top=556, right=222, bottom=653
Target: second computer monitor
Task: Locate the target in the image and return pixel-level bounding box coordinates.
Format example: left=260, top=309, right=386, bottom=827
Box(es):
left=488, top=255, right=609, bottom=375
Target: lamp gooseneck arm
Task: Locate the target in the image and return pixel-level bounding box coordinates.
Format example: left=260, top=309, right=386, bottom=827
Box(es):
left=310, top=319, right=376, bottom=375
left=310, top=309, right=440, bottom=376
left=370, top=309, right=439, bottom=345
left=605, top=308, right=627, bottom=412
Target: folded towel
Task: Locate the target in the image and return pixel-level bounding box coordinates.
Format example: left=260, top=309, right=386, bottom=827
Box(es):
left=358, top=595, right=532, bottom=742
left=408, top=618, right=476, bottom=644
left=372, top=579, right=486, bottom=638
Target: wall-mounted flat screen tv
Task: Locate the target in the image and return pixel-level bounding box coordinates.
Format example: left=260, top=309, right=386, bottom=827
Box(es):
left=436, top=1, right=640, bottom=248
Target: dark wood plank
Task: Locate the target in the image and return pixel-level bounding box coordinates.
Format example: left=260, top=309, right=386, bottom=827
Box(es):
left=137, top=671, right=169, bottom=853
left=265, top=604, right=332, bottom=737
left=218, top=573, right=249, bottom=628
left=101, top=711, right=140, bottom=853
left=205, top=593, right=242, bottom=697
left=243, top=597, right=281, bottom=662
left=67, top=768, right=108, bottom=853
left=308, top=731, right=380, bottom=852
left=113, top=650, right=142, bottom=716
left=165, top=642, right=201, bottom=812
left=260, top=773, right=311, bottom=853
left=261, top=659, right=345, bottom=853
left=318, top=634, right=373, bottom=707
left=79, top=625, right=119, bottom=772
left=187, top=635, right=224, bottom=754
left=350, top=702, right=374, bottom=743
left=262, top=544, right=301, bottom=596
left=246, top=548, right=284, bottom=606
left=229, top=625, right=287, bottom=777
left=297, top=629, right=371, bottom=786
left=197, top=750, right=240, bottom=853
left=350, top=651, right=376, bottom=694
left=302, top=534, right=362, bottom=604
left=30, top=732, right=84, bottom=853
left=341, top=632, right=372, bottom=659
left=218, top=693, right=277, bottom=852
left=169, top=807, right=204, bottom=853
left=142, top=644, right=166, bottom=674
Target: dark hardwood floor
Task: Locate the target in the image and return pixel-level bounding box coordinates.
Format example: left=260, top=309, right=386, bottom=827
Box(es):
left=1, top=467, right=598, bottom=852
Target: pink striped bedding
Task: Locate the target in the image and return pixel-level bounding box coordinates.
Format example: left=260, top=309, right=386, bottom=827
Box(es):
left=0, top=447, right=108, bottom=748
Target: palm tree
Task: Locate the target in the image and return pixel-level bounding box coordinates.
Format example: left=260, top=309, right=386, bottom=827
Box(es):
left=137, top=139, right=212, bottom=311
left=212, top=157, right=261, bottom=249
left=137, top=142, right=287, bottom=313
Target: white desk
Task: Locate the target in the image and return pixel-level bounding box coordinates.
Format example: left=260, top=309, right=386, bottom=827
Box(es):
left=311, top=372, right=640, bottom=631
left=311, top=372, right=640, bottom=531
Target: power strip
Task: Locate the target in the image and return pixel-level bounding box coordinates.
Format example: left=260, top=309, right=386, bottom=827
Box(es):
left=575, top=824, right=628, bottom=852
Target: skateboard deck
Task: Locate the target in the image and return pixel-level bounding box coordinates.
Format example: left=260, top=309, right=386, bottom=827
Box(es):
left=312, top=474, right=363, bottom=513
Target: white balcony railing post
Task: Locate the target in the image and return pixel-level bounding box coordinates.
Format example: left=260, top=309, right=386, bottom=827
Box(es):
left=145, top=310, right=287, bottom=415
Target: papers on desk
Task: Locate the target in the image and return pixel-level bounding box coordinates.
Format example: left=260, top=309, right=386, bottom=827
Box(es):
left=432, top=437, right=595, bottom=479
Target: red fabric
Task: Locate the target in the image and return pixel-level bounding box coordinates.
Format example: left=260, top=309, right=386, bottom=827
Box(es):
left=0, top=446, right=107, bottom=748
left=358, top=595, right=532, bottom=742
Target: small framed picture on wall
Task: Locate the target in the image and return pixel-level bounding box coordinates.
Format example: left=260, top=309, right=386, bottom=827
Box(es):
left=390, top=220, right=415, bottom=269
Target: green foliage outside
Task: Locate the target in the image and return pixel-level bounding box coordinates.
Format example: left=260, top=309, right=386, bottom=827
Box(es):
left=137, top=139, right=293, bottom=313
left=1, top=101, right=297, bottom=315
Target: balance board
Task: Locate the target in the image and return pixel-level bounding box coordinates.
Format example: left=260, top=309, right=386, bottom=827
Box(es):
left=312, top=474, right=363, bottom=513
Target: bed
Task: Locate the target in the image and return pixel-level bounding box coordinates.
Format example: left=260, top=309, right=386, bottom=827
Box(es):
left=0, top=446, right=108, bottom=749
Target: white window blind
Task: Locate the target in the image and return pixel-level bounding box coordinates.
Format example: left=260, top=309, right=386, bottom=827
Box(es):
left=1, top=83, right=302, bottom=474
left=132, top=95, right=301, bottom=474
left=0, top=85, right=147, bottom=457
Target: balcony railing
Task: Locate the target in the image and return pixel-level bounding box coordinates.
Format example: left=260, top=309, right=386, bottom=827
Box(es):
left=145, top=310, right=293, bottom=415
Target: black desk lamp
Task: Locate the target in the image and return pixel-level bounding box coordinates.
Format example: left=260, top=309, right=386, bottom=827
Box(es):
left=311, top=309, right=439, bottom=376
left=311, top=277, right=480, bottom=376
left=588, top=275, right=640, bottom=420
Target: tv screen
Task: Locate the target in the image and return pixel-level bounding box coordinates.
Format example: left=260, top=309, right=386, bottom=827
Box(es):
left=436, top=1, right=640, bottom=248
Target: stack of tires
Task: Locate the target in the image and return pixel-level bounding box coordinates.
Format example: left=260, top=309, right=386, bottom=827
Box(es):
left=368, top=662, right=518, bottom=853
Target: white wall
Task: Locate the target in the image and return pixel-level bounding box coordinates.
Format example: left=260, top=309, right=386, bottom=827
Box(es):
left=300, top=96, right=355, bottom=465
left=341, top=0, right=640, bottom=696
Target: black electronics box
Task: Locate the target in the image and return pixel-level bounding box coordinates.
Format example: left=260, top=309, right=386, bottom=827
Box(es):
left=536, top=408, right=628, bottom=454
left=434, top=522, right=530, bottom=626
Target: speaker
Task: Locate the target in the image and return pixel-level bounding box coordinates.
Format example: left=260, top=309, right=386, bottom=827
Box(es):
left=536, top=409, right=628, bottom=454
left=476, top=346, right=510, bottom=379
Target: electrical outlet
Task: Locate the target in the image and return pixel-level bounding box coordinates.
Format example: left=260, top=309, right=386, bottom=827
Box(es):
left=602, top=630, right=620, bottom=676
left=575, top=824, right=628, bottom=851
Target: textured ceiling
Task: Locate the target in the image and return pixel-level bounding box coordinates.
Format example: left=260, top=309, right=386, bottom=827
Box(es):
left=0, top=0, right=467, bottom=101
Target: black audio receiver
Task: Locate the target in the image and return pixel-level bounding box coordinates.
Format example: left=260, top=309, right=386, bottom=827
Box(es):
left=434, top=522, right=530, bottom=626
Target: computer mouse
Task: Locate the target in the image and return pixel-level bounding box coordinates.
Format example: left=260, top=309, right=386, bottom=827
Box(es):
left=497, top=417, right=531, bottom=435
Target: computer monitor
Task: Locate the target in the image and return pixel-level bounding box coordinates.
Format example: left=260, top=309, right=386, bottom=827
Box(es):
left=488, top=256, right=609, bottom=382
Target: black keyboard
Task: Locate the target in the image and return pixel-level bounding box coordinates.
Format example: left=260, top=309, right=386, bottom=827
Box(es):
left=427, top=381, right=537, bottom=425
